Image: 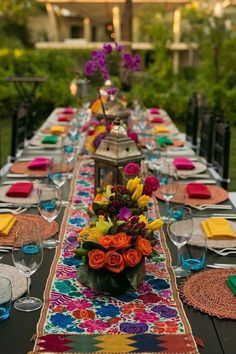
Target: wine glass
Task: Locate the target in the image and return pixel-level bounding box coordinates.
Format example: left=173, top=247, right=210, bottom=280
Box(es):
left=38, top=185, right=61, bottom=249
left=12, top=231, right=43, bottom=311
left=62, top=138, right=77, bottom=164
left=145, top=140, right=156, bottom=161
left=167, top=207, right=193, bottom=278
left=49, top=155, right=68, bottom=188
left=159, top=184, right=176, bottom=222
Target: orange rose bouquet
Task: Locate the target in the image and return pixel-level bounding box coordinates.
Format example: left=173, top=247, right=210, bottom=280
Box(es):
left=75, top=214, right=163, bottom=295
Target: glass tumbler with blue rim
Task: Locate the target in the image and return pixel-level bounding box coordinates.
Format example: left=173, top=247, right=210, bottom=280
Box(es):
left=0, top=277, right=12, bottom=321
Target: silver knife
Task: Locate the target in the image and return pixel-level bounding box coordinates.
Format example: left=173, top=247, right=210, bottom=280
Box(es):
left=6, top=174, right=37, bottom=178
left=207, top=264, right=236, bottom=269
left=199, top=214, right=236, bottom=219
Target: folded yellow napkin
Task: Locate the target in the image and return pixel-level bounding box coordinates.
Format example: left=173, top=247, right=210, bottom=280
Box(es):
left=0, top=214, right=17, bottom=237
left=201, top=218, right=236, bottom=239
left=153, top=126, right=169, bottom=134
left=50, top=125, right=65, bottom=135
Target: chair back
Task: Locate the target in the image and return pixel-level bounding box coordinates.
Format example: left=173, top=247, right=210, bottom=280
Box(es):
left=212, top=120, right=230, bottom=189
left=10, top=102, right=27, bottom=160
left=186, top=93, right=199, bottom=150
left=199, top=108, right=215, bottom=164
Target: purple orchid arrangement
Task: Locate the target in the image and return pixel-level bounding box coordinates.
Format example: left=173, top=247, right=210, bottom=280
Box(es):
left=84, top=42, right=141, bottom=82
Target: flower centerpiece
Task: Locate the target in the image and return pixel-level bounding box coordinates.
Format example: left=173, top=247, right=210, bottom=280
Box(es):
left=91, top=174, right=160, bottom=218
left=75, top=214, right=163, bottom=295
left=75, top=173, right=162, bottom=295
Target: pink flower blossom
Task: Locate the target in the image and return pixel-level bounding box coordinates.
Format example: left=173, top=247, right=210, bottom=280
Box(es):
left=123, top=162, right=140, bottom=177
left=80, top=319, right=110, bottom=333
left=128, top=131, right=138, bottom=143
left=66, top=299, right=93, bottom=311
left=143, top=176, right=160, bottom=196
left=134, top=311, right=159, bottom=323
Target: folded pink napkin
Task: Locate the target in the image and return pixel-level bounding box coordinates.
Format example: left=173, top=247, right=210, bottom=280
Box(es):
left=186, top=183, right=211, bottom=199
left=6, top=182, right=33, bottom=198
left=150, top=108, right=160, bottom=114
left=173, top=158, right=195, bottom=170
left=150, top=117, right=164, bottom=124
left=58, top=115, right=72, bottom=122
left=28, top=158, right=51, bottom=170
left=63, top=108, right=74, bottom=114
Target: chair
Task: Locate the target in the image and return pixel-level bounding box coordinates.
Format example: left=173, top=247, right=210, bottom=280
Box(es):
left=10, top=102, right=28, bottom=160
left=198, top=107, right=215, bottom=165
left=211, top=120, right=231, bottom=189
left=5, top=76, right=47, bottom=140
left=186, top=93, right=199, bottom=151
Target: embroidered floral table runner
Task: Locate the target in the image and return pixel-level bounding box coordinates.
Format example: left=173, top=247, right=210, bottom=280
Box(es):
left=32, top=157, right=198, bottom=354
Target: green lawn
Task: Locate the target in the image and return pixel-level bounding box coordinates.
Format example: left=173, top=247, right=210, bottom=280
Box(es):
left=1, top=118, right=235, bottom=191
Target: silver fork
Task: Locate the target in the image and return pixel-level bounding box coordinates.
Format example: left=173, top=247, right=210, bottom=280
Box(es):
left=190, top=204, right=232, bottom=211
left=0, top=207, right=27, bottom=214
left=177, top=173, right=210, bottom=179
left=208, top=247, right=236, bottom=256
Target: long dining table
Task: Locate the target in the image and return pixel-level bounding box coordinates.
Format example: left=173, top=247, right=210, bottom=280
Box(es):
left=0, top=107, right=236, bottom=354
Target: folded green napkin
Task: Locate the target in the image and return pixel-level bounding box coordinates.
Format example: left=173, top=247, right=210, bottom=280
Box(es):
left=41, top=135, right=58, bottom=144
left=157, top=136, right=173, bottom=147
left=226, top=275, right=236, bottom=296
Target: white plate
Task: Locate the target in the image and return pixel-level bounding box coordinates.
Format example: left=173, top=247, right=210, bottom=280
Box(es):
left=0, top=185, right=39, bottom=205
left=0, top=264, right=27, bottom=301
left=188, top=218, right=236, bottom=249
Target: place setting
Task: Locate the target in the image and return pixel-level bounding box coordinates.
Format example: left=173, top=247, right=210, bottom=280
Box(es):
left=29, top=134, right=63, bottom=149
left=7, top=155, right=73, bottom=178
left=157, top=182, right=229, bottom=206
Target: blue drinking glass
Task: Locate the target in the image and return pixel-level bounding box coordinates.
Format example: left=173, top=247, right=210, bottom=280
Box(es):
left=0, top=277, right=12, bottom=321
left=181, top=236, right=207, bottom=272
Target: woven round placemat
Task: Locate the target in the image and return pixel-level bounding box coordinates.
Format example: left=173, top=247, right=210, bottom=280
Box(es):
left=0, top=185, right=39, bottom=204
left=156, top=184, right=228, bottom=206
left=0, top=214, right=58, bottom=247
left=161, top=161, right=207, bottom=177
left=180, top=269, right=236, bottom=319
left=0, top=264, right=27, bottom=301
left=189, top=218, right=236, bottom=249
left=10, top=161, right=70, bottom=177
left=10, top=161, right=49, bottom=177
left=30, top=135, right=62, bottom=149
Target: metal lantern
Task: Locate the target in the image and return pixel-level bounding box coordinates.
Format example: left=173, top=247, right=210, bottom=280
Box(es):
left=92, top=118, right=143, bottom=192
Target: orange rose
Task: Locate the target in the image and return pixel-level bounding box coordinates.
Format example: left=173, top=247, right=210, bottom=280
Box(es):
left=98, top=235, right=114, bottom=249
left=88, top=249, right=106, bottom=269
left=112, top=233, right=131, bottom=249
left=123, top=249, right=142, bottom=267
left=105, top=250, right=125, bottom=273
left=136, top=236, right=152, bottom=256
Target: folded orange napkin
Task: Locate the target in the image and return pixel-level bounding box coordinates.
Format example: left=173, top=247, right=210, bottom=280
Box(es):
left=153, top=126, right=169, bottom=134
left=6, top=182, right=33, bottom=198
left=50, top=125, right=65, bottom=135
left=186, top=183, right=211, bottom=199
left=201, top=218, right=236, bottom=239
left=0, top=214, right=16, bottom=237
